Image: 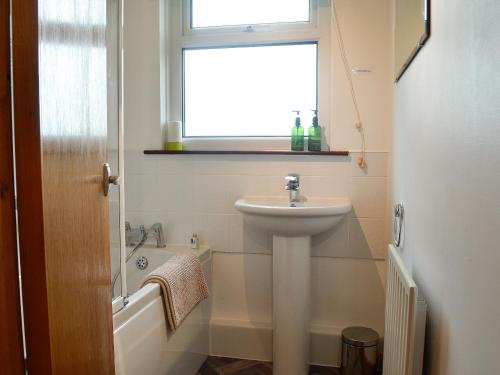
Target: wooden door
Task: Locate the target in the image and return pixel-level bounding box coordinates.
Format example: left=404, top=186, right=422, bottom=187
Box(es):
left=11, top=1, right=115, bottom=374
left=0, top=0, right=25, bottom=374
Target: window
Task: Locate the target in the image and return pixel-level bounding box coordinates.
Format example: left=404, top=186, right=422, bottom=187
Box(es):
left=167, top=0, right=331, bottom=143
left=184, top=43, right=317, bottom=137
left=191, top=0, right=311, bottom=29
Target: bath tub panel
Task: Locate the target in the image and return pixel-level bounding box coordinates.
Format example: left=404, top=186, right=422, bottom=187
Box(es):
left=113, top=247, right=211, bottom=375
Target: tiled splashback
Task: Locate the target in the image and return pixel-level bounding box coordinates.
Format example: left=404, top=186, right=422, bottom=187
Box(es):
left=123, top=150, right=389, bottom=341
left=124, top=151, right=388, bottom=260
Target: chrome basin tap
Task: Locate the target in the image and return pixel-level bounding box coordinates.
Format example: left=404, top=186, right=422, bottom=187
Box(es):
left=285, top=173, right=300, bottom=205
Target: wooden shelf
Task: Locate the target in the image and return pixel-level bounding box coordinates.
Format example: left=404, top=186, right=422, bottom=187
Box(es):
left=143, top=150, right=349, bottom=156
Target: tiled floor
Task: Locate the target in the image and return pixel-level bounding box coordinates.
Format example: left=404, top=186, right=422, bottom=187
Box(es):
left=197, top=356, right=340, bottom=375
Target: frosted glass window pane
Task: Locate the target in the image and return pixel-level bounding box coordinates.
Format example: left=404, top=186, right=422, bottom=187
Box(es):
left=192, top=0, right=310, bottom=28
left=184, top=43, right=317, bottom=137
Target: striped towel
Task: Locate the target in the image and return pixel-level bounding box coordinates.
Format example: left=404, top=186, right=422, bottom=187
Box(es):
left=141, top=252, right=209, bottom=331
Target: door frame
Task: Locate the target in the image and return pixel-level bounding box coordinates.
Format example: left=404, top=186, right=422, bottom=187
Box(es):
left=0, top=0, right=25, bottom=373
left=11, top=1, right=53, bottom=373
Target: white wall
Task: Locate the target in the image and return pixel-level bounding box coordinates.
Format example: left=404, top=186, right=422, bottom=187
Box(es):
left=123, top=0, right=393, bottom=366
left=392, top=1, right=500, bottom=374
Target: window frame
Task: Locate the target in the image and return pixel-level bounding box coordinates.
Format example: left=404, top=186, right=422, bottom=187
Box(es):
left=166, top=0, right=332, bottom=150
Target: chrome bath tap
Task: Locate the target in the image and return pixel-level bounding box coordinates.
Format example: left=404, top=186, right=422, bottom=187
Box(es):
left=125, top=222, right=166, bottom=248
left=285, top=173, right=300, bottom=206
left=125, top=222, right=146, bottom=247
left=148, top=223, right=166, bottom=248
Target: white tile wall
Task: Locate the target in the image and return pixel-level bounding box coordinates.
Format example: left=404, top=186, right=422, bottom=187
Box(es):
left=352, top=176, right=388, bottom=218
left=125, top=151, right=389, bottom=259
left=125, top=173, right=158, bottom=212
left=212, top=253, right=273, bottom=324
left=124, top=151, right=389, bottom=330
left=210, top=252, right=387, bottom=334
left=311, top=257, right=387, bottom=334
left=157, top=174, right=194, bottom=211
left=348, top=217, right=386, bottom=259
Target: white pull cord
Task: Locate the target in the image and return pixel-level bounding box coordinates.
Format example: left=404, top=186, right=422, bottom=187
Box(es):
left=331, top=3, right=367, bottom=169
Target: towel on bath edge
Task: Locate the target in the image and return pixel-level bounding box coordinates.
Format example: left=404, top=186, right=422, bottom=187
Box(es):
left=141, top=252, right=209, bottom=331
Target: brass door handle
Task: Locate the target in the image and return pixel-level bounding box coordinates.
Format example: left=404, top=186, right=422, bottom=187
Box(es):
left=103, top=163, right=120, bottom=196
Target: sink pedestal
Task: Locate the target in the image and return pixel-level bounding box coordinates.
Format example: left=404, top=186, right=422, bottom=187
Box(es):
left=273, top=236, right=311, bottom=375
left=235, top=196, right=352, bottom=374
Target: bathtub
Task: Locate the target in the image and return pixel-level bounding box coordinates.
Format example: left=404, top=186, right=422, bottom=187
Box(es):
left=113, top=244, right=212, bottom=375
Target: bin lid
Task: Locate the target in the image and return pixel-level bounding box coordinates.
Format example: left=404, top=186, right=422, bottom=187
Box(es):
left=342, top=327, right=379, bottom=347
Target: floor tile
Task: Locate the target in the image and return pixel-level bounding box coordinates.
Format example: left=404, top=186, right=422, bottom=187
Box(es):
left=197, top=356, right=340, bottom=375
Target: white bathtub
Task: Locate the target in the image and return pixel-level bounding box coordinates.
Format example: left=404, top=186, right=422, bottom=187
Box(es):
left=113, top=245, right=212, bottom=375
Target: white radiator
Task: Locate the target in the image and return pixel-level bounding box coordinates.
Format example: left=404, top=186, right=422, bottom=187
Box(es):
left=383, top=245, right=427, bottom=375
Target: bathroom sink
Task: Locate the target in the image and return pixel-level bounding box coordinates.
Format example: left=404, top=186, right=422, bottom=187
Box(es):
left=235, top=196, right=351, bottom=237
left=235, top=194, right=352, bottom=375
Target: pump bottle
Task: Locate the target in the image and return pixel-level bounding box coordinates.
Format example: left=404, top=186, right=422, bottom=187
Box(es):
left=308, top=109, right=321, bottom=152
left=291, top=111, right=304, bottom=151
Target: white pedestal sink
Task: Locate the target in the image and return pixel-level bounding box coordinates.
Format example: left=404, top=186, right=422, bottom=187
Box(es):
left=235, top=196, right=352, bottom=375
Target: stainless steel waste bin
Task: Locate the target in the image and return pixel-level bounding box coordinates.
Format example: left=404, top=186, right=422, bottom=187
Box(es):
left=341, top=327, right=379, bottom=375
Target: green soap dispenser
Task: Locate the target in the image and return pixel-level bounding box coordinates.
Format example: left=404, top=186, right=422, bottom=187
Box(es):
left=291, top=110, right=304, bottom=151
left=308, top=109, right=322, bottom=152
